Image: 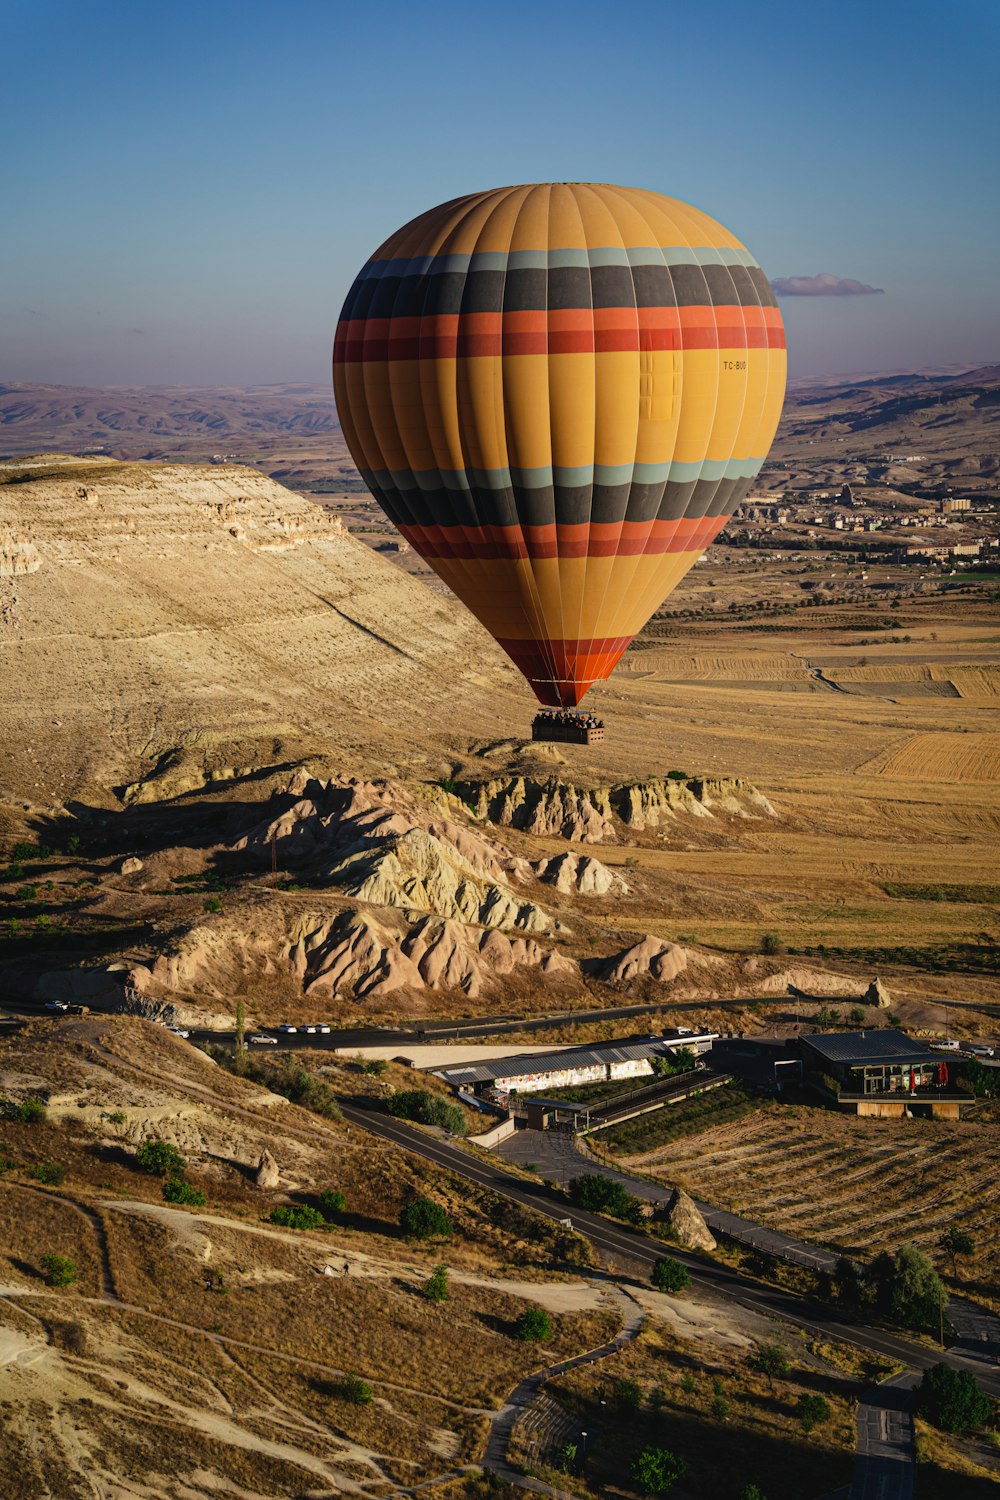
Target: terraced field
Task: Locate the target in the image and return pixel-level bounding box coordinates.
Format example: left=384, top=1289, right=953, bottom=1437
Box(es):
left=619, top=1105, right=1000, bottom=1299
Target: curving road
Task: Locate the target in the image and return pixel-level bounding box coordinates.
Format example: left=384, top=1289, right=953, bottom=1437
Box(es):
left=341, top=1103, right=1000, bottom=1401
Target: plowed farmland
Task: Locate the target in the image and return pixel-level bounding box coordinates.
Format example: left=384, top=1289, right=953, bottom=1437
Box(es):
left=875, top=731, right=1000, bottom=782
left=618, top=1105, right=1000, bottom=1301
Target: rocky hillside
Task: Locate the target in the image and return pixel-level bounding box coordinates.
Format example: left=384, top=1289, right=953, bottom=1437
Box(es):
left=0, top=455, right=521, bottom=812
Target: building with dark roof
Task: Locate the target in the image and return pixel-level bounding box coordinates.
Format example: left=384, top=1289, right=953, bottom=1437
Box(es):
left=799, top=1029, right=971, bottom=1118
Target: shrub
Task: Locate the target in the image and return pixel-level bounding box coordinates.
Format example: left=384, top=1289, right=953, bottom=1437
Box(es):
left=630, top=1445, right=687, bottom=1493
left=12, top=1097, right=46, bottom=1124
left=680, top=1371, right=696, bottom=1395
left=569, top=1173, right=643, bottom=1223
left=423, top=1264, right=449, bottom=1303
left=268, top=1204, right=325, bottom=1231
left=10, top=841, right=40, bottom=862
left=651, top=1257, right=690, bottom=1294
left=203, top=895, right=222, bottom=914
left=761, top=933, right=785, bottom=956
left=163, top=1178, right=206, bottom=1207
left=613, top=1376, right=642, bottom=1413
left=711, top=1394, right=730, bottom=1419
left=385, top=1089, right=467, bottom=1135
left=753, top=1344, right=790, bottom=1390
left=917, top=1363, right=992, bottom=1433
left=317, top=1189, right=346, bottom=1220
left=740, top=1487, right=768, bottom=1500
left=258, top=1059, right=343, bottom=1119
left=30, top=1161, right=66, bottom=1186
left=40, top=1253, right=77, bottom=1287
left=513, top=1306, right=553, bottom=1343
left=797, top=1393, right=830, bottom=1432
left=400, top=1196, right=452, bottom=1241
left=136, top=1138, right=187, bottom=1177
left=336, top=1374, right=373, bottom=1405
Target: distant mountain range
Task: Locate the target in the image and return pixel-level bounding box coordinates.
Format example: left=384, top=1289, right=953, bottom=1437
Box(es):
left=1, top=365, right=997, bottom=494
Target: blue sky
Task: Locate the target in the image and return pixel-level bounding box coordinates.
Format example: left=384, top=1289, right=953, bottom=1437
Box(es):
left=2, top=0, right=997, bottom=385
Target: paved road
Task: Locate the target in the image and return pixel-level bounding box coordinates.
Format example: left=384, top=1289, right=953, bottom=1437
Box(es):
left=340, top=1103, right=1000, bottom=1399
left=852, top=1371, right=916, bottom=1500
left=500, top=1128, right=1000, bottom=1362
left=9, top=995, right=998, bottom=1043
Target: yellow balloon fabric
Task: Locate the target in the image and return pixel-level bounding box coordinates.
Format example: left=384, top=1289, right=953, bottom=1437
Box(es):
left=334, top=183, right=786, bottom=706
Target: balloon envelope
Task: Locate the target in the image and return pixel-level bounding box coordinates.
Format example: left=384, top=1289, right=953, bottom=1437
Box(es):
left=334, top=183, right=786, bottom=706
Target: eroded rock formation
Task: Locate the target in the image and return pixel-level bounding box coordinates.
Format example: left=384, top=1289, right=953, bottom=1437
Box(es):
left=461, top=774, right=776, bottom=843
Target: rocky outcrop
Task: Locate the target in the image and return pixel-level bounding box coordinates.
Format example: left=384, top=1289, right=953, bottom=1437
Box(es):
left=0, top=530, right=41, bottom=577
left=662, top=1189, right=716, bottom=1252
left=119, top=856, right=144, bottom=875
left=461, top=774, right=776, bottom=843
left=866, top=977, right=892, bottom=1009
left=530, top=851, right=628, bottom=897
left=594, top=936, right=693, bottom=985
left=255, top=1149, right=280, bottom=1189
left=234, top=775, right=554, bottom=933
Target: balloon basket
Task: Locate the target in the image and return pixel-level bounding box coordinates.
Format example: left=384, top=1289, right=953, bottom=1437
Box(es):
left=531, top=712, right=605, bottom=746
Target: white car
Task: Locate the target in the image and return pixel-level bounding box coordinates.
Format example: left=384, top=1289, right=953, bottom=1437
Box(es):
left=303, top=1025, right=317, bottom=1034
left=250, top=1033, right=278, bottom=1045
left=277, top=1023, right=298, bottom=1034
left=43, top=1000, right=70, bottom=1012
left=968, top=1043, right=995, bottom=1058
left=316, top=1024, right=331, bottom=1034
left=166, top=1025, right=190, bottom=1038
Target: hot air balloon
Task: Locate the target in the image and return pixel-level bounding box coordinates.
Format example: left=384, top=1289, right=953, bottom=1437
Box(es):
left=333, top=183, right=786, bottom=735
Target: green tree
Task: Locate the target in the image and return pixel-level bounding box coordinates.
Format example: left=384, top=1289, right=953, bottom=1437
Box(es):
left=40, top=1253, right=77, bottom=1287
left=740, top=1486, right=768, bottom=1500
left=917, top=1363, right=992, bottom=1433
left=385, top=1089, right=467, bottom=1135
left=832, top=1255, right=868, bottom=1309
left=136, top=1138, right=187, bottom=1177
left=317, top=1189, right=346, bottom=1220
left=871, top=1244, right=946, bottom=1332
left=513, top=1306, right=553, bottom=1342
left=761, top=933, right=785, bottom=956
left=939, top=1227, right=975, bottom=1278
left=651, top=1257, right=690, bottom=1295
left=399, top=1196, right=452, bottom=1241
left=163, top=1178, right=206, bottom=1207
left=423, top=1264, right=449, bottom=1303
left=753, top=1345, right=790, bottom=1392
left=630, top=1445, right=687, bottom=1493
left=797, top=1393, right=830, bottom=1433
left=557, top=1441, right=578, bottom=1473
left=269, top=1204, right=325, bottom=1230
left=336, top=1374, right=373, bottom=1405
left=569, top=1173, right=643, bottom=1222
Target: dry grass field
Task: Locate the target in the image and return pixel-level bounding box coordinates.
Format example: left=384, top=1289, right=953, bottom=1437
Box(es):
left=615, top=1102, right=1000, bottom=1303
left=0, top=1018, right=624, bottom=1496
